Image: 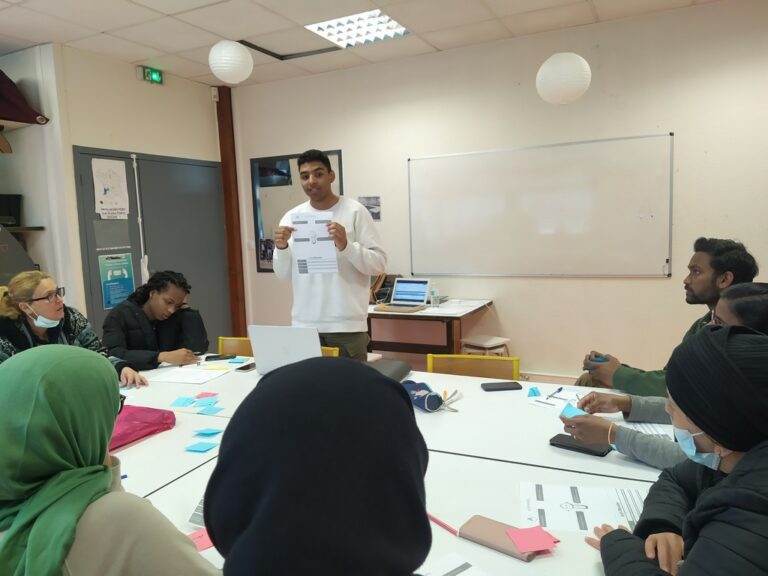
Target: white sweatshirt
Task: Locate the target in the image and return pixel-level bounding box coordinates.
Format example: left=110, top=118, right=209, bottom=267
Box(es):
left=273, top=196, right=387, bottom=333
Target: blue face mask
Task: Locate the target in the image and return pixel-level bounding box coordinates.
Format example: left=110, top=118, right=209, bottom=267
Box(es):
left=27, top=310, right=61, bottom=329
left=674, top=426, right=721, bottom=470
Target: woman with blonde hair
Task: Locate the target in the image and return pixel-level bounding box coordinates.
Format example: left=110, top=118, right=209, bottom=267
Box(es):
left=0, top=270, right=145, bottom=387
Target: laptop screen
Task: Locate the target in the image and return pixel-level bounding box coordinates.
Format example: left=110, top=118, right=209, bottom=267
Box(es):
left=390, top=278, right=430, bottom=305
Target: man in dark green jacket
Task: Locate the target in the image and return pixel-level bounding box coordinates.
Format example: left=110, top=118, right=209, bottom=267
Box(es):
left=579, top=237, right=758, bottom=396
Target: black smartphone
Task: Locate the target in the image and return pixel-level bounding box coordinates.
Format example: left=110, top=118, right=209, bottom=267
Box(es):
left=481, top=381, right=522, bottom=392
left=235, top=362, right=256, bottom=372
left=205, top=354, right=236, bottom=362
left=549, top=433, right=612, bottom=457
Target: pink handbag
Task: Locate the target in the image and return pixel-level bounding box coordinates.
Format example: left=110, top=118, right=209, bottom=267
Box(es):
left=109, top=405, right=176, bottom=451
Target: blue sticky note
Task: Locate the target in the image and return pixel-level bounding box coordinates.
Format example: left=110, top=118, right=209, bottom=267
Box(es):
left=171, top=396, right=196, bottom=407
left=228, top=357, right=246, bottom=364
left=560, top=402, right=588, bottom=419
left=527, top=386, right=541, bottom=397
left=185, top=441, right=218, bottom=453
left=193, top=397, right=219, bottom=407
left=195, top=428, right=224, bottom=437
left=197, top=406, right=225, bottom=416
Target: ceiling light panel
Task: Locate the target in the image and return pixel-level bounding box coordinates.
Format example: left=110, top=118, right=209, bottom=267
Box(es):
left=305, top=9, right=409, bottom=49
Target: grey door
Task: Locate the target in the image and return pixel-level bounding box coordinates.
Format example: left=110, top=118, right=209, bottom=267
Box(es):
left=74, top=147, right=229, bottom=350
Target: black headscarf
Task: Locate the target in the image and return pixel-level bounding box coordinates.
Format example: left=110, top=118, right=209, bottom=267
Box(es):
left=666, top=325, right=768, bottom=452
left=204, top=357, right=431, bottom=575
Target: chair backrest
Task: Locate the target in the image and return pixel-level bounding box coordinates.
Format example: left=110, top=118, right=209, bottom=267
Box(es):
left=426, top=354, right=520, bottom=380
left=218, top=336, right=252, bottom=356
left=321, top=346, right=340, bottom=357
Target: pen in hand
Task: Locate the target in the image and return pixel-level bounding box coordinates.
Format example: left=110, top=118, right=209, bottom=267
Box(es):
left=546, top=386, right=563, bottom=400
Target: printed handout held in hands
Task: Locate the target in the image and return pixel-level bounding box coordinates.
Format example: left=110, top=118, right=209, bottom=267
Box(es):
left=291, top=211, right=338, bottom=274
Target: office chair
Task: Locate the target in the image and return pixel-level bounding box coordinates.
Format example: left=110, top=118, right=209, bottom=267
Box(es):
left=426, top=354, right=520, bottom=380
left=321, top=346, right=340, bottom=357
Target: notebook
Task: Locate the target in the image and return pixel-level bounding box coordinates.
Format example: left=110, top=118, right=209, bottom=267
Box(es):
left=247, top=325, right=322, bottom=375
left=374, top=278, right=430, bottom=313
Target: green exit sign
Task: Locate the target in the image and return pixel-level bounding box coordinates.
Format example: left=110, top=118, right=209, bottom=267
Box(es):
left=137, top=65, right=163, bottom=85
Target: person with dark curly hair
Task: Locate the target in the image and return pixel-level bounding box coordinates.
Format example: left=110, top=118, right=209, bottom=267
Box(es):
left=102, top=270, right=209, bottom=370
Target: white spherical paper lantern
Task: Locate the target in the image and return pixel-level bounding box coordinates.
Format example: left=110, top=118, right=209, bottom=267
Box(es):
left=208, top=40, right=254, bottom=84
left=536, top=52, right=592, bottom=105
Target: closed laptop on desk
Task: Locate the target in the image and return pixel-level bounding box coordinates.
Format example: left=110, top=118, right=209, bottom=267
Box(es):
left=247, top=325, right=322, bottom=375
left=374, top=278, right=430, bottom=313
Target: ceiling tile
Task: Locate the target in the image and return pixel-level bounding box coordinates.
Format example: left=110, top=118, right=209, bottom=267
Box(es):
left=0, top=31, right=35, bottom=53
left=254, top=0, right=378, bottom=26
left=593, top=0, right=692, bottom=21
left=502, top=2, right=595, bottom=36
left=130, top=0, right=224, bottom=15
left=290, top=48, right=369, bottom=73
left=243, top=60, right=308, bottom=83
left=422, top=18, right=511, bottom=50
left=484, top=0, right=585, bottom=18
left=383, top=0, right=494, bottom=34
left=350, top=34, right=435, bottom=62
left=138, top=53, right=211, bottom=77
left=23, top=0, right=162, bottom=31
left=0, top=6, right=96, bottom=43
left=68, top=33, right=164, bottom=61
left=111, top=16, right=221, bottom=52
left=244, top=25, right=335, bottom=55
left=176, top=0, right=295, bottom=39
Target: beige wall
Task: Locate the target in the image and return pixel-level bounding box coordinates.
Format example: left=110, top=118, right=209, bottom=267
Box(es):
left=233, top=0, right=767, bottom=377
left=1, top=44, right=220, bottom=311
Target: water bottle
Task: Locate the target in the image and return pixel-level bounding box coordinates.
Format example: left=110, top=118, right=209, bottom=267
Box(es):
left=430, top=287, right=440, bottom=308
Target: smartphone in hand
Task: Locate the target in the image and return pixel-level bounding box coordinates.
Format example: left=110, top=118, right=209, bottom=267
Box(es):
left=481, top=381, right=522, bottom=392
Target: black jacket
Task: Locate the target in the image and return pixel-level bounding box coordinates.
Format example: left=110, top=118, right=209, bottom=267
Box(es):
left=102, top=299, right=209, bottom=370
left=601, top=439, right=768, bottom=575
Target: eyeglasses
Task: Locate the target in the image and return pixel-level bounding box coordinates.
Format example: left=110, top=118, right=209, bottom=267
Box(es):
left=28, top=286, right=65, bottom=304
left=118, top=394, right=127, bottom=414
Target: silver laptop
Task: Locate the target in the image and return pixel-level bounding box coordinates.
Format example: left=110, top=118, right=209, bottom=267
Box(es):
left=247, top=325, right=322, bottom=375
left=374, top=278, right=430, bottom=313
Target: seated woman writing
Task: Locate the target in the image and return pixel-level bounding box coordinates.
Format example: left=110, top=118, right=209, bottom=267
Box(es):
left=0, top=270, right=145, bottom=387
left=0, top=345, right=220, bottom=575
left=588, top=325, right=768, bottom=576
left=102, top=270, right=209, bottom=370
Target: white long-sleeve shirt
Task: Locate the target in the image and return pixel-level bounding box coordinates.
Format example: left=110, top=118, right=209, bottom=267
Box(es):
left=273, top=196, right=387, bottom=333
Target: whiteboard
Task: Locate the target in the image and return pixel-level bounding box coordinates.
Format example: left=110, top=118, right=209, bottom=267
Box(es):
left=408, top=134, right=673, bottom=277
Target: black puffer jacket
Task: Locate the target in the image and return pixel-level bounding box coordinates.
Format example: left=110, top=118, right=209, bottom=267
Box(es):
left=601, top=439, right=768, bottom=575
left=102, top=299, right=209, bottom=370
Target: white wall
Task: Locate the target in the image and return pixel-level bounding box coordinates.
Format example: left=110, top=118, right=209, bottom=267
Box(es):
left=233, top=0, right=768, bottom=377
left=1, top=44, right=220, bottom=312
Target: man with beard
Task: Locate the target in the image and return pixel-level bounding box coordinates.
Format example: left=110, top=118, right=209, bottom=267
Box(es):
left=579, top=237, right=758, bottom=396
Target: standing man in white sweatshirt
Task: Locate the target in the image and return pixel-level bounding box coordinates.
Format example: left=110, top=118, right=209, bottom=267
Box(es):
left=273, top=149, right=387, bottom=361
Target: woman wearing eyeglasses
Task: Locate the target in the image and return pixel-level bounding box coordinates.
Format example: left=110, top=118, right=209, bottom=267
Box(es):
left=0, top=345, right=220, bottom=576
left=0, top=270, right=146, bottom=387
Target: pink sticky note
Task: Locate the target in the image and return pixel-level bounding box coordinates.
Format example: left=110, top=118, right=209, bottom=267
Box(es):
left=188, top=527, right=214, bottom=551
left=505, top=526, right=559, bottom=553
left=195, top=392, right=219, bottom=399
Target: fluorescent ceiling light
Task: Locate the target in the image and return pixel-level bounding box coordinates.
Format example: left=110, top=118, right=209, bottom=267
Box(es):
left=305, top=9, right=409, bottom=49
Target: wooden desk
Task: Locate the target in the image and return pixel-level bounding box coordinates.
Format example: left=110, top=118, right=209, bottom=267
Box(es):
left=367, top=299, right=492, bottom=354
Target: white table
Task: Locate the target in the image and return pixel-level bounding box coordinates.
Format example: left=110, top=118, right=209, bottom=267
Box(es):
left=421, top=451, right=654, bottom=575
left=114, top=412, right=228, bottom=498
left=408, top=372, right=663, bottom=482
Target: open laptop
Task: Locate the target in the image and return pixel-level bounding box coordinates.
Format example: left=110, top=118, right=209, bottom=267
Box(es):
left=247, top=325, right=322, bottom=375
left=374, top=278, right=430, bottom=313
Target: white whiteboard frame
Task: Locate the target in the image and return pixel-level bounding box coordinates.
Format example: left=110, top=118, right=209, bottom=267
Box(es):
left=408, top=132, right=674, bottom=278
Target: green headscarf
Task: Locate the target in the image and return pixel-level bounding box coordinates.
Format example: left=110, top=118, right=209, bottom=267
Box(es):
left=0, top=345, right=119, bottom=576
